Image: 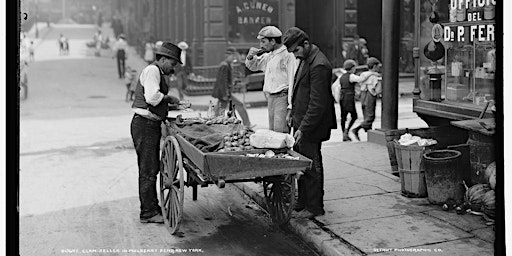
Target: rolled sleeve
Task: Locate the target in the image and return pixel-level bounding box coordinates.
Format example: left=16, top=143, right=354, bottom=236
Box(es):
left=140, top=65, right=164, bottom=106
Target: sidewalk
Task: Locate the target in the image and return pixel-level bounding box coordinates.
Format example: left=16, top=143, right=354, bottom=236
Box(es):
left=232, top=141, right=495, bottom=256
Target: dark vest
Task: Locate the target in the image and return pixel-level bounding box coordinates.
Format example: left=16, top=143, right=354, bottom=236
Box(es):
left=339, top=73, right=356, bottom=93
left=131, top=64, right=169, bottom=120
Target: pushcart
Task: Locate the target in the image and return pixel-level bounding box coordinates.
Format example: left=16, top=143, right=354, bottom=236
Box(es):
left=159, top=118, right=312, bottom=235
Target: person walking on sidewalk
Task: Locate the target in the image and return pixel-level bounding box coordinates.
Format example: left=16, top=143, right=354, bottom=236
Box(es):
left=93, top=30, right=103, bottom=57
left=113, top=34, right=128, bottom=79
left=283, top=27, right=336, bottom=219
left=130, top=42, right=182, bottom=223
left=245, top=25, right=297, bottom=133
left=337, top=59, right=377, bottom=141
left=212, top=46, right=252, bottom=128
left=174, top=41, right=193, bottom=100
left=351, top=57, right=382, bottom=141
left=143, top=36, right=156, bottom=65
left=28, top=41, right=35, bottom=62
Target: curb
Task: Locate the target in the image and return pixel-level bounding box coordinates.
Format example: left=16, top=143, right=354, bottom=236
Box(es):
left=231, top=182, right=362, bottom=256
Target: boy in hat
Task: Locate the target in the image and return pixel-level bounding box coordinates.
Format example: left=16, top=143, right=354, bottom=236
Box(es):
left=245, top=25, right=296, bottom=133
left=212, top=46, right=252, bottom=128
left=130, top=42, right=182, bottom=224
left=283, top=27, right=337, bottom=219
left=351, top=57, right=382, bottom=141
left=337, top=59, right=378, bottom=141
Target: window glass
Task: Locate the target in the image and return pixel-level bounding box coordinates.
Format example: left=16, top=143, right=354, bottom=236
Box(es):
left=227, top=0, right=280, bottom=44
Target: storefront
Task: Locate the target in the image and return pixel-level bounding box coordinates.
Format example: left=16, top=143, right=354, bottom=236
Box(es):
left=144, top=0, right=295, bottom=66
left=412, top=0, right=497, bottom=125
left=411, top=0, right=500, bottom=187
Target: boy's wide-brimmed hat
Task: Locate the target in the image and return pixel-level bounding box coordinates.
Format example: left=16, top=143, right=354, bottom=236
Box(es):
left=155, top=42, right=182, bottom=64
left=118, top=33, right=126, bottom=39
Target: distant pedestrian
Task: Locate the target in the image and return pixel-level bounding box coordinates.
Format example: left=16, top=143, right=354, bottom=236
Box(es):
left=20, top=59, right=28, bottom=100
left=130, top=42, right=182, bottom=224
left=143, top=37, right=156, bottom=65
left=174, top=41, right=192, bottom=100
left=351, top=57, right=382, bottom=141
left=28, top=41, right=35, bottom=61
left=63, top=37, right=69, bottom=55
left=59, top=34, right=66, bottom=55
left=124, top=66, right=137, bottom=102
left=245, top=25, right=296, bottom=133
left=337, top=59, right=377, bottom=141
left=94, top=30, right=103, bottom=57
left=113, top=34, right=127, bottom=79
left=347, top=35, right=366, bottom=65
left=283, top=27, right=336, bottom=219
left=111, top=16, right=124, bottom=39
left=212, top=46, right=252, bottom=128
left=129, top=69, right=137, bottom=101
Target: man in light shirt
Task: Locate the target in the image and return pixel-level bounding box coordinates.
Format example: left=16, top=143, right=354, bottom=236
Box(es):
left=130, top=42, right=181, bottom=224
left=245, top=26, right=297, bottom=133
left=113, top=34, right=128, bottom=79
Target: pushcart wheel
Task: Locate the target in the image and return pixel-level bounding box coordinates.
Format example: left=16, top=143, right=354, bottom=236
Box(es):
left=160, top=136, right=185, bottom=235
left=263, top=174, right=296, bottom=226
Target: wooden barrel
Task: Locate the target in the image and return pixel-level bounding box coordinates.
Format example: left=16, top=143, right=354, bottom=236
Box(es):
left=394, top=142, right=434, bottom=198
left=423, top=150, right=464, bottom=205
left=467, top=131, right=495, bottom=185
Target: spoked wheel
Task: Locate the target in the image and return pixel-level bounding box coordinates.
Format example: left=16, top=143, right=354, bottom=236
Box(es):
left=160, top=136, right=185, bottom=235
left=263, top=174, right=296, bottom=226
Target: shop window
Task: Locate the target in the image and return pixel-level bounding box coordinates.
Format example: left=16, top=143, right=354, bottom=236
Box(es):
left=419, top=0, right=495, bottom=108
left=443, top=1, right=495, bottom=106
left=227, top=0, right=280, bottom=44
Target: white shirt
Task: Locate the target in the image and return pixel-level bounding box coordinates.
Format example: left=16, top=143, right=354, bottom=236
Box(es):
left=359, top=71, right=381, bottom=96
left=245, top=45, right=296, bottom=109
left=180, top=51, right=186, bottom=66
left=113, top=38, right=127, bottom=51
left=132, top=65, right=166, bottom=120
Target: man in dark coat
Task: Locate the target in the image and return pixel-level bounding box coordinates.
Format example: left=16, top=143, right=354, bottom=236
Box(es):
left=347, top=35, right=366, bottom=66
left=283, top=27, right=337, bottom=219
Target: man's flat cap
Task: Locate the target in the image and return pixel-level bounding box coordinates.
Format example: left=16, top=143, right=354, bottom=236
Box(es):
left=257, top=26, right=282, bottom=39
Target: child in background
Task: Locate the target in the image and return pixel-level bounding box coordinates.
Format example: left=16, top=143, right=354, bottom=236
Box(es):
left=129, top=69, right=138, bottom=101
left=124, top=66, right=134, bottom=102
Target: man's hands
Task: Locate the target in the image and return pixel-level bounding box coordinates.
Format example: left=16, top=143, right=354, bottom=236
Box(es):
left=246, top=47, right=260, bottom=60
left=286, top=109, right=292, bottom=128
left=163, top=95, right=180, bottom=105
left=293, top=129, right=302, bottom=146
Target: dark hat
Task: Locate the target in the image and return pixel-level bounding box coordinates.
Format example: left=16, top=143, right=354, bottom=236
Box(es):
left=155, top=42, right=183, bottom=64
left=343, top=59, right=357, bottom=70
left=367, top=57, right=381, bottom=67
left=283, top=27, right=309, bottom=52
left=225, top=46, right=237, bottom=54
